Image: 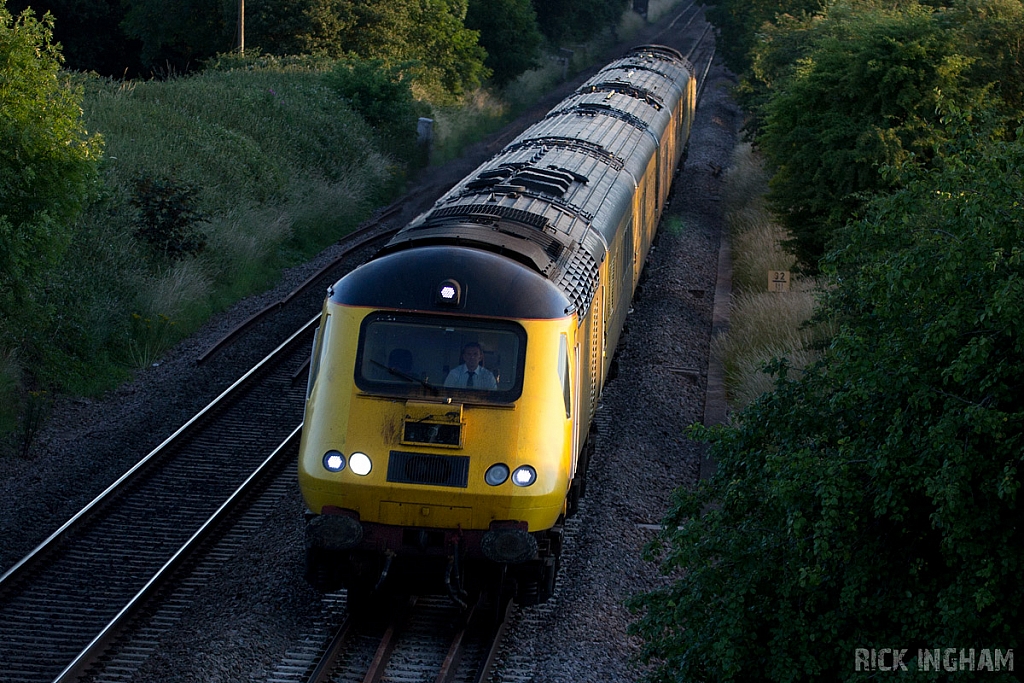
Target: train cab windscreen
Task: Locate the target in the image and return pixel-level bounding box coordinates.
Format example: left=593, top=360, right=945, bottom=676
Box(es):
left=354, top=313, right=527, bottom=402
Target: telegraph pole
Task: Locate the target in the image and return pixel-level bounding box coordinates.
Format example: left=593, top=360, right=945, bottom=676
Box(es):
left=238, top=0, right=245, bottom=54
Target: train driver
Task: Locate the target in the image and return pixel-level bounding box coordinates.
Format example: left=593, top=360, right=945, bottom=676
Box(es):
left=444, top=342, right=497, bottom=389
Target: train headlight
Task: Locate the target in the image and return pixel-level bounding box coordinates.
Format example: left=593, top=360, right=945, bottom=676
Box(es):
left=322, top=450, right=345, bottom=472
left=485, top=463, right=510, bottom=486
left=350, top=452, right=372, bottom=476
left=435, top=278, right=462, bottom=306
left=511, top=465, right=537, bottom=487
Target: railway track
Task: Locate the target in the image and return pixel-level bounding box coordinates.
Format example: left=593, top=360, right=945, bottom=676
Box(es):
left=282, top=593, right=513, bottom=683
left=0, top=324, right=310, bottom=683
left=0, top=13, right=719, bottom=683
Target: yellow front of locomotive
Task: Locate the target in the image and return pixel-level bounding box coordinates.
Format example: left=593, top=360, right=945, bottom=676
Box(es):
left=299, top=309, right=576, bottom=531
left=298, top=245, right=580, bottom=595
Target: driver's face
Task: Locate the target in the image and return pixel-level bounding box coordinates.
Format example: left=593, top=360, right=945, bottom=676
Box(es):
left=463, top=347, right=483, bottom=369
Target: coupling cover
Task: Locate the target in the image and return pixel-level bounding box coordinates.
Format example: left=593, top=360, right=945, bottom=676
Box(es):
left=481, top=528, right=538, bottom=564
left=306, top=514, right=364, bottom=551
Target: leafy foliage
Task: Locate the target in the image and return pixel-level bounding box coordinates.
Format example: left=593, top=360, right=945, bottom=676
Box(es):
left=245, top=0, right=356, bottom=58
left=325, top=59, right=418, bottom=129
left=343, top=0, right=489, bottom=101
left=129, top=173, right=208, bottom=262
left=126, top=0, right=490, bottom=100
left=629, top=109, right=1023, bottom=682
left=466, top=0, right=543, bottom=86
left=0, top=6, right=101, bottom=316
left=755, top=2, right=979, bottom=270
left=726, top=0, right=1024, bottom=272
left=704, top=0, right=822, bottom=74
left=324, top=58, right=430, bottom=160
left=953, top=0, right=1024, bottom=112
left=529, top=0, right=629, bottom=44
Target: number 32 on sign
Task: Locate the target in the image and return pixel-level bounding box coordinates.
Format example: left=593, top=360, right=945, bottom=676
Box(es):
left=769, top=270, right=790, bottom=292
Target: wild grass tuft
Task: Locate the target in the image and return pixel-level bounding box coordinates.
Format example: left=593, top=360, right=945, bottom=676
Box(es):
left=428, top=89, right=508, bottom=165
left=718, top=143, right=823, bottom=409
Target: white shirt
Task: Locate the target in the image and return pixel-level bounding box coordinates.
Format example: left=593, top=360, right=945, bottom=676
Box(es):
left=444, top=364, right=497, bottom=389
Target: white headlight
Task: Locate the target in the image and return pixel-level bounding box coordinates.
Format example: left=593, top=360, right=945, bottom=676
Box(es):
left=322, top=450, right=345, bottom=472
left=512, top=465, right=537, bottom=487
left=350, top=452, right=372, bottom=476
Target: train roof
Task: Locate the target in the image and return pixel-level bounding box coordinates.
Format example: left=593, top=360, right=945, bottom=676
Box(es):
left=366, top=45, right=694, bottom=319
left=329, top=245, right=572, bottom=319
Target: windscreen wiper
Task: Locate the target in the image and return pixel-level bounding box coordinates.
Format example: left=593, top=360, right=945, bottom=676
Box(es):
left=370, top=359, right=440, bottom=395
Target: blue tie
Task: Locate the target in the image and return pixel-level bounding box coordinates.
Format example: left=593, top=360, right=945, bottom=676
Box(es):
left=466, top=371, right=475, bottom=387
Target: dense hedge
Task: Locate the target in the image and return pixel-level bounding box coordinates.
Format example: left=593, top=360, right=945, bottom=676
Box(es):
left=714, top=0, right=1024, bottom=270
left=629, top=0, right=1024, bottom=678
left=630, top=107, right=1023, bottom=682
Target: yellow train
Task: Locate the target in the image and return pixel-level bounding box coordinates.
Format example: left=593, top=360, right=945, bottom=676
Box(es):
left=298, top=45, right=696, bottom=605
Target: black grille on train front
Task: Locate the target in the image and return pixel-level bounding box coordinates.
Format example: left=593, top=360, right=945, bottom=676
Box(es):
left=387, top=451, right=470, bottom=488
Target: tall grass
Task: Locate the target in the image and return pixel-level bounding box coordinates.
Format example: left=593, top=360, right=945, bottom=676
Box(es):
left=428, top=89, right=509, bottom=165
left=16, top=64, right=399, bottom=402
left=714, top=143, right=824, bottom=409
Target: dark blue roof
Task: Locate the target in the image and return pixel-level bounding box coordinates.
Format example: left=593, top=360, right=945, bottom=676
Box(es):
left=329, top=245, right=572, bottom=319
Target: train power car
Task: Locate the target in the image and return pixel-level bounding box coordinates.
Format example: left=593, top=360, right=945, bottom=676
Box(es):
left=298, top=45, right=696, bottom=606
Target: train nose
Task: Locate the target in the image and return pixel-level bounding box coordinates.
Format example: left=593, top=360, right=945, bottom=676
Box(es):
left=481, top=526, right=538, bottom=563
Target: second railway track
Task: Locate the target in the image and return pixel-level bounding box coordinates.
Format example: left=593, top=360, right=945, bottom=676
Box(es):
left=0, top=322, right=314, bottom=683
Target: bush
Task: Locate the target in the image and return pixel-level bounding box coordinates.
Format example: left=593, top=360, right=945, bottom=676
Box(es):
left=1, top=6, right=101, bottom=317
left=530, top=0, right=628, bottom=44
left=466, top=0, right=543, bottom=86
left=324, top=58, right=425, bottom=153
left=130, top=173, right=209, bottom=262
left=756, top=1, right=977, bottom=270
left=629, top=107, right=1023, bottom=682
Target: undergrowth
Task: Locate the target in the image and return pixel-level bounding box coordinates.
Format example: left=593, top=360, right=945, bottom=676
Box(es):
left=713, top=143, right=825, bottom=409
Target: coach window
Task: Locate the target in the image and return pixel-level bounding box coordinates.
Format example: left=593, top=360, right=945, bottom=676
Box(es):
left=305, top=315, right=332, bottom=400
left=558, top=333, right=571, bottom=418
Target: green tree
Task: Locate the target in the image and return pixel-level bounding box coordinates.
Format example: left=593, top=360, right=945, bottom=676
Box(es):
left=466, top=0, right=542, bottom=86
left=324, top=58, right=427, bottom=157
left=953, top=0, right=1024, bottom=113
left=629, top=108, right=1023, bottom=681
left=345, top=0, right=488, bottom=100
left=529, top=0, right=628, bottom=44
left=245, top=0, right=355, bottom=58
left=1, top=6, right=102, bottom=316
left=705, top=0, right=822, bottom=74
left=756, top=1, right=977, bottom=270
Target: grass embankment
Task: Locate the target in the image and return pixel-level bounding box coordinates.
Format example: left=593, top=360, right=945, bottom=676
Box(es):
left=78, top=65, right=396, bottom=374
left=1, top=60, right=397, bottom=444
left=714, top=143, right=825, bottom=408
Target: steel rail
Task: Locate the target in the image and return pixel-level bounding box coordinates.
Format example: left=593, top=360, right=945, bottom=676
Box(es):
left=0, top=316, right=318, bottom=593
left=52, top=425, right=303, bottom=683
left=197, top=222, right=399, bottom=364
